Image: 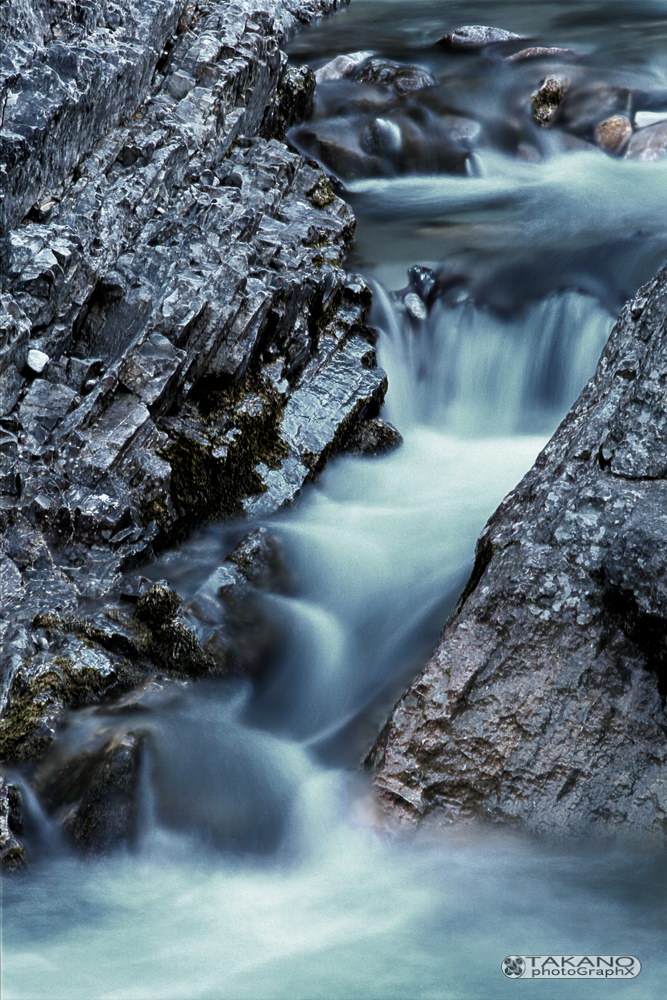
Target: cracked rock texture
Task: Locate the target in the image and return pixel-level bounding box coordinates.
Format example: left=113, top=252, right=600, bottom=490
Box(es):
left=371, top=266, right=667, bottom=840
left=0, top=0, right=391, bottom=857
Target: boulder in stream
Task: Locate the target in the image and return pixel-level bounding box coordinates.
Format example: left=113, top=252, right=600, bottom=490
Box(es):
left=370, top=265, right=667, bottom=841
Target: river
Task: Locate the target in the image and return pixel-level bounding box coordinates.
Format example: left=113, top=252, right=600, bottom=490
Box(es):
left=4, top=2, right=667, bottom=998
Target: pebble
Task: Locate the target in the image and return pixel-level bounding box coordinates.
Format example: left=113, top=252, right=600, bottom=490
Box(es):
left=404, top=292, right=428, bottom=321
left=26, top=349, right=49, bottom=374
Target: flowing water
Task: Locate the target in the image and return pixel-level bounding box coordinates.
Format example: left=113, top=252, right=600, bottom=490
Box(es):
left=5, top=2, right=667, bottom=998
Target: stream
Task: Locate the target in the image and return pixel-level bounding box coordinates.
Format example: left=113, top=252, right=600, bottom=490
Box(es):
left=5, top=2, right=667, bottom=998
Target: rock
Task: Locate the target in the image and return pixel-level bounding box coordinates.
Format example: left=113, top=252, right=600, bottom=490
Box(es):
left=553, top=83, right=633, bottom=139
left=0, top=778, right=27, bottom=870
left=187, top=527, right=290, bottom=675
left=531, top=75, right=568, bottom=127
left=407, top=265, right=439, bottom=307
left=26, top=348, right=49, bottom=374
left=0, top=642, right=138, bottom=761
left=0, top=0, right=385, bottom=740
left=135, top=583, right=180, bottom=628
left=506, top=46, right=580, bottom=63
left=34, top=731, right=144, bottom=854
left=403, top=292, right=428, bottom=321
left=291, top=107, right=474, bottom=180
left=594, top=115, right=632, bottom=155
left=350, top=57, right=436, bottom=96
left=315, top=51, right=375, bottom=84
left=341, top=416, right=402, bottom=456
left=439, top=25, right=525, bottom=49
left=625, top=121, right=667, bottom=161
left=370, top=265, right=667, bottom=841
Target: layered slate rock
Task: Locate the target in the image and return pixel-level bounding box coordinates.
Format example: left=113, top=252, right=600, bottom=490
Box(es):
left=371, top=266, right=667, bottom=840
left=0, top=0, right=390, bottom=857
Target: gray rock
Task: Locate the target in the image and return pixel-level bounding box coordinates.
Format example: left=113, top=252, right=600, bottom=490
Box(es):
left=370, top=265, right=667, bottom=841
left=315, top=51, right=375, bottom=84
left=439, top=25, right=525, bottom=49
left=350, top=57, right=436, bottom=96
left=0, top=0, right=382, bottom=636
left=506, top=46, right=580, bottom=63
left=625, top=121, right=667, bottom=161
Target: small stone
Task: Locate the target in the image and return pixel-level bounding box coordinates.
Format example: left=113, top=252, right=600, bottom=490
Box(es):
left=594, top=115, right=632, bottom=155
left=26, top=349, right=49, bottom=374
left=404, top=292, right=428, bottom=321
left=531, top=75, right=568, bottom=126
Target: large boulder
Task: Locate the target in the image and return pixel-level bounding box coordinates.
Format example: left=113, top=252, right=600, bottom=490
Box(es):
left=370, top=265, right=667, bottom=840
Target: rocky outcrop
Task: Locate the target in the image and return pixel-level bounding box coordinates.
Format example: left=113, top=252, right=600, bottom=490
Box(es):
left=370, top=266, right=667, bottom=841
left=0, top=0, right=391, bottom=858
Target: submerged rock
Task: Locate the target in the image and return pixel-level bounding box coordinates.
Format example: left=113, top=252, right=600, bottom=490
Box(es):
left=370, top=265, right=667, bottom=840
left=506, top=46, right=580, bottom=63
left=350, top=57, right=436, bottom=96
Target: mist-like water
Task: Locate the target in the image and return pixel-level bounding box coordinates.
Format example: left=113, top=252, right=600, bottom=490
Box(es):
left=5, top=1, right=667, bottom=998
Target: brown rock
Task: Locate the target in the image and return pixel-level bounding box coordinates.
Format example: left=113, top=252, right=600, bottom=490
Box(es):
left=594, top=115, right=633, bottom=155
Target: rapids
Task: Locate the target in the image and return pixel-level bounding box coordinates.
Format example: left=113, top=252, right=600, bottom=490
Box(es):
left=5, top=1, right=667, bottom=998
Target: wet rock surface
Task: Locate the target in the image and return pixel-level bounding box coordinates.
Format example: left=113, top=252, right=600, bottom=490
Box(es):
left=0, top=778, right=26, bottom=869
left=438, top=25, right=525, bottom=50
left=371, top=266, right=667, bottom=840
left=34, top=730, right=145, bottom=854
left=0, top=0, right=393, bottom=858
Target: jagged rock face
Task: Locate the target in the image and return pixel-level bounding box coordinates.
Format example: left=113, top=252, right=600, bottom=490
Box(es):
left=0, top=1, right=387, bottom=709
left=370, top=266, right=667, bottom=841
left=0, top=0, right=391, bottom=858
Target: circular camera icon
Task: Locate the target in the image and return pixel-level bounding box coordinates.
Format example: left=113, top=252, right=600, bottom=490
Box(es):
left=502, top=956, right=526, bottom=978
